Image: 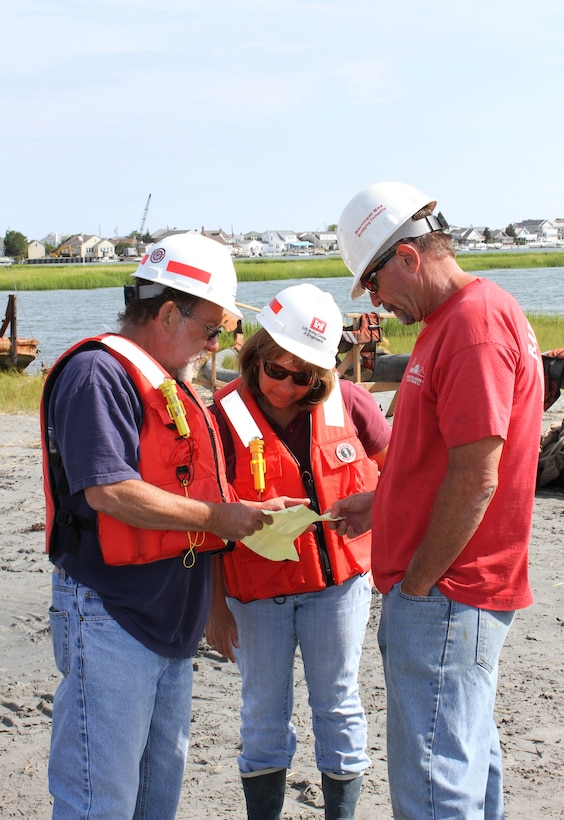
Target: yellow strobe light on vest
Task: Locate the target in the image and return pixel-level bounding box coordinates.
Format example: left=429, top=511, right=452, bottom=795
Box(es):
left=249, top=437, right=266, bottom=497
left=159, top=379, right=191, bottom=439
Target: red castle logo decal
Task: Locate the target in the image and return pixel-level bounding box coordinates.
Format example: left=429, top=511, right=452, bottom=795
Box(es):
left=310, top=317, right=327, bottom=334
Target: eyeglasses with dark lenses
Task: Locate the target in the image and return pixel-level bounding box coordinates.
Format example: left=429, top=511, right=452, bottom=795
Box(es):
left=361, top=249, right=397, bottom=294
left=262, top=359, right=314, bottom=387
left=177, top=305, right=223, bottom=339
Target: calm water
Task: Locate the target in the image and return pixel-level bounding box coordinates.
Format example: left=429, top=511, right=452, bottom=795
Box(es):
left=4, top=266, right=564, bottom=374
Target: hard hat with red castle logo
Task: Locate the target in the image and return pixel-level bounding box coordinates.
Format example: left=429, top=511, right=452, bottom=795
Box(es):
left=132, top=231, right=242, bottom=319
left=257, top=283, right=342, bottom=369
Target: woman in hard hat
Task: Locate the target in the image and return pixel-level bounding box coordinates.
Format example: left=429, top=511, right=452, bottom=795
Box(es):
left=207, top=283, right=390, bottom=819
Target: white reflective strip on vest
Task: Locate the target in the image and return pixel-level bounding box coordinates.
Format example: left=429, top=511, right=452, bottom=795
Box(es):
left=219, top=390, right=263, bottom=447
left=323, top=377, right=345, bottom=428
left=101, top=335, right=168, bottom=389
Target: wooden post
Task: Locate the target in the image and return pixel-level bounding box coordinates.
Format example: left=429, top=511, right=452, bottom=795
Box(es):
left=8, top=294, right=17, bottom=367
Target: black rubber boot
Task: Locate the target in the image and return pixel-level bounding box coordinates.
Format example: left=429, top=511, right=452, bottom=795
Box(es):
left=321, top=773, right=363, bottom=820
left=241, top=769, right=286, bottom=820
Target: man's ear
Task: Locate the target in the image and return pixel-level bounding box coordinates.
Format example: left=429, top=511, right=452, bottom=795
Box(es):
left=159, top=300, right=178, bottom=329
left=395, top=242, right=420, bottom=270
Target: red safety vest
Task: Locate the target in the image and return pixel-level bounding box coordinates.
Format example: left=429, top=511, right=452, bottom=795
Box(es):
left=214, top=379, right=379, bottom=602
left=41, top=334, right=232, bottom=565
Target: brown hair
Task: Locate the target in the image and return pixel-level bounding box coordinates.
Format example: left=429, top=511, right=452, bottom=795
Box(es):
left=238, top=328, right=335, bottom=410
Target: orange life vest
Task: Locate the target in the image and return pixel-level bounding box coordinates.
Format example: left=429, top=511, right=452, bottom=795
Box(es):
left=41, top=334, right=232, bottom=565
left=214, top=379, right=379, bottom=602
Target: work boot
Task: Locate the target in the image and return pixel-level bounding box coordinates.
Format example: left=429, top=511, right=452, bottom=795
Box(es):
left=241, top=769, right=286, bottom=820
left=321, top=773, right=363, bottom=820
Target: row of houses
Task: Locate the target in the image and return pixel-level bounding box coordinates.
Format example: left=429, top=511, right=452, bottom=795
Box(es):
left=2, top=219, right=564, bottom=263
left=4, top=228, right=338, bottom=263
left=451, top=219, right=564, bottom=249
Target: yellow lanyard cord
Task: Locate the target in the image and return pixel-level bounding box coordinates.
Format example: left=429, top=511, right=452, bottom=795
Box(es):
left=177, top=476, right=205, bottom=568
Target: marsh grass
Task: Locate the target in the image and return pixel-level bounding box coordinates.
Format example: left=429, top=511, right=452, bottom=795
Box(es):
left=0, top=264, right=135, bottom=291
left=3, top=250, right=564, bottom=292
left=0, top=371, right=46, bottom=414
left=458, top=251, right=564, bottom=271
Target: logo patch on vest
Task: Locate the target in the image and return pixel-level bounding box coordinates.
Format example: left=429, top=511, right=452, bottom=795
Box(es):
left=336, top=442, right=356, bottom=463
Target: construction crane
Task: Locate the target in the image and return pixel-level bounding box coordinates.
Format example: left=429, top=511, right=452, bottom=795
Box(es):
left=139, top=194, right=152, bottom=236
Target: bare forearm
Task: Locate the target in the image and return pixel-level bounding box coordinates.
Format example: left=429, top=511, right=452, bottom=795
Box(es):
left=84, top=479, right=268, bottom=541
left=402, top=437, right=502, bottom=597
left=402, top=478, right=496, bottom=596
left=87, top=480, right=218, bottom=529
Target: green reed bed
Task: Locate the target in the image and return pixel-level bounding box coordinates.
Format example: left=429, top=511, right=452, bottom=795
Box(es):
left=233, top=256, right=348, bottom=281
left=2, top=251, right=564, bottom=292
left=0, top=371, right=47, bottom=414
left=0, top=264, right=135, bottom=292
left=457, top=251, right=564, bottom=272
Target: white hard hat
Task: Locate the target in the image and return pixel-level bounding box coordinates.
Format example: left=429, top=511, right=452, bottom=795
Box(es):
left=132, top=232, right=242, bottom=319
left=337, top=182, right=443, bottom=299
left=257, top=283, right=342, bottom=370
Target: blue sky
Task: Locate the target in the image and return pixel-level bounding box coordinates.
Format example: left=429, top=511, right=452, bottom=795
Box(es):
left=2, top=0, right=563, bottom=242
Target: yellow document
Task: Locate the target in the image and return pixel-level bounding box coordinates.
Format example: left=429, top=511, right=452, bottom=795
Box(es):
left=240, top=504, right=340, bottom=562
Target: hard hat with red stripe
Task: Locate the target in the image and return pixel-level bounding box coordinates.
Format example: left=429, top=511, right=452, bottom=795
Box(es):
left=257, top=283, right=342, bottom=369
left=132, top=232, right=242, bottom=319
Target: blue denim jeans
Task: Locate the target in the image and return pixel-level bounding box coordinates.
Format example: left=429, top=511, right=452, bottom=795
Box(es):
left=378, top=582, right=514, bottom=820
left=48, top=570, right=193, bottom=819
left=227, top=574, right=371, bottom=777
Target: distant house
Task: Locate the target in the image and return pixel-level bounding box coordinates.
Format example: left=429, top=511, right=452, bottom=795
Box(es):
left=93, top=238, right=115, bottom=259
left=59, top=235, right=116, bottom=260
left=297, top=231, right=338, bottom=252
left=449, top=227, right=484, bottom=248
left=261, top=230, right=299, bottom=255
left=514, top=226, right=533, bottom=244
left=28, top=240, right=46, bottom=260
left=552, top=219, right=564, bottom=243
left=512, top=219, right=557, bottom=245
left=201, top=228, right=233, bottom=247
left=491, top=230, right=513, bottom=246
left=41, top=232, right=68, bottom=248
left=231, top=232, right=263, bottom=256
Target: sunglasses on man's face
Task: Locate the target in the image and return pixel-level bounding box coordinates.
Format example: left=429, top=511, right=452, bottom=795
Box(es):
left=176, top=305, right=223, bottom=339
left=262, top=359, right=314, bottom=387
left=361, top=248, right=397, bottom=294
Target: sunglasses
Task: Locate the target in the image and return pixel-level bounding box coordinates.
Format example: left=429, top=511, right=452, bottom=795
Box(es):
left=262, top=359, right=314, bottom=387
left=360, top=248, right=397, bottom=294
left=177, top=305, right=223, bottom=339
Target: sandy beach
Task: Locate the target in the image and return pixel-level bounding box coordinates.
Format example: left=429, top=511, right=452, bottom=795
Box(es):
left=1, top=392, right=562, bottom=819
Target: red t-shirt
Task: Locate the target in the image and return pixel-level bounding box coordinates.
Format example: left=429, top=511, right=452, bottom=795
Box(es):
left=372, top=278, right=544, bottom=610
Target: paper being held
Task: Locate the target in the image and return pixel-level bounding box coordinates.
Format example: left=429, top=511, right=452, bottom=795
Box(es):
left=240, top=504, right=342, bottom=561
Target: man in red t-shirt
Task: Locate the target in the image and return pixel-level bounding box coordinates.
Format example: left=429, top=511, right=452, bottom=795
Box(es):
left=333, top=182, right=544, bottom=819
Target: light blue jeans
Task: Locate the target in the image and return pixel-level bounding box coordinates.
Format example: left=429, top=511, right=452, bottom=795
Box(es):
left=48, top=570, right=193, bottom=819
left=227, top=574, right=371, bottom=777
left=378, top=582, right=514, bottom=820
